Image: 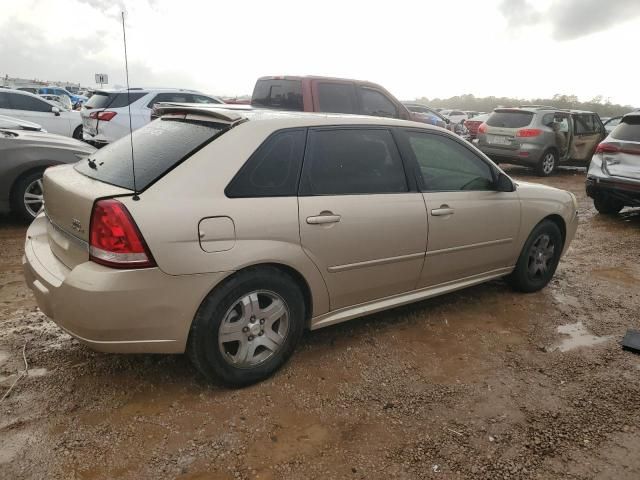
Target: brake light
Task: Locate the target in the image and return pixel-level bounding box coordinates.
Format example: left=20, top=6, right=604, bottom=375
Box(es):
left=516, top=128, right=542, bottom=137
left=89, top=111, right=117, bottom=121
left=478, top=123, right=487, bottom=134
left=595, top=142, right=619, bottom=154
left=89, top=199, right=155, bottom=269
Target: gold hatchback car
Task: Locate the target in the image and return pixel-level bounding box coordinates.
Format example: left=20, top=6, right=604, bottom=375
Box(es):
left=23, top=105, right=578, bottom=386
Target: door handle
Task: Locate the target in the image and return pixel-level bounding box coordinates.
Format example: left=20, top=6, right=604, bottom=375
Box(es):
left=306, top=212, right=341, bottom=225
left=431, top=205, right=454, bottom=216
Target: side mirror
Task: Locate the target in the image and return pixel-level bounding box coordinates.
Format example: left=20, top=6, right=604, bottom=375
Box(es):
left=51, top=106, right=60, bottom=116
left=495, top=172, right=515, bottom=192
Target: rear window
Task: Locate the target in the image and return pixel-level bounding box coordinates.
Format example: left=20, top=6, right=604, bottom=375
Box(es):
left=251, top=79, right=303, bottom=111
left=74, top=118, right=226, bottom=191
left=84, top=91, right=146, bottom=109
left=486, top=111, right=533, bottom=128
left=317, top=82, right=357, bottom=114
left=611, top=116, right=640, bottom=142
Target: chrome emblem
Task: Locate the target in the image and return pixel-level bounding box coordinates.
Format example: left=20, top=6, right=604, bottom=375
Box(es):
left=71, top=218, right=84, bottom=233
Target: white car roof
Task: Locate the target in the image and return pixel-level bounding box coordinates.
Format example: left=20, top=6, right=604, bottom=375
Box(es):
left=0, top=88, right=61, bottom=109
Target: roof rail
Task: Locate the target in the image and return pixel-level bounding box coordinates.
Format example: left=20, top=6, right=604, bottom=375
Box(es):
left=519, top=105, right=557, bottom=110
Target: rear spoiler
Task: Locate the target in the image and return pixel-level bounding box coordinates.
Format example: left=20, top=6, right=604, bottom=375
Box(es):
left=152, top=102, right=251, bottom=125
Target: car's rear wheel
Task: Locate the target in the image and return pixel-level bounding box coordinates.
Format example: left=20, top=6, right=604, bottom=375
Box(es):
left=535, top=150, right=557, bottom=176
left=72, top=125, right=83, bottom=140
left=593, top=195, right=624, bottom=215
left=11, top=170, right=45, bottom=222
left=507, top=220, right=563, bottom=293
left=187, top=267, right=305, bottom=387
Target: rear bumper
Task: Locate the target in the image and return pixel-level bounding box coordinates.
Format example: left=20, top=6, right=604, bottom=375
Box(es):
left=478, top=143, right=545, bottom=166
left=586, top=176, right=640, bottom=205
left=23, top=214, right=230, bottom=353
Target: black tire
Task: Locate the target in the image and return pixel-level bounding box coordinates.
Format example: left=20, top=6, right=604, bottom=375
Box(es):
left=10, top=170, right=45, bottom=222
left=187, top=266, right=305, bottom=387
left=535, top=150, right=557, bottom=177
left=72, top=125, right=83, bottom=140
left=507, top=220, right=564, bottom=293
left=593, top=195, right=623, bottom=215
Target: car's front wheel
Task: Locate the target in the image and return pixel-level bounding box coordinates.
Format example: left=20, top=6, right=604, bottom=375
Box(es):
left=11, top=170, right=45, bottom=222
left=535, top=150, right=557, bottom=176
left=507, top=219, right=564, bottom=293
left=187, top=267, right=305, bottom=387
left=593, top=195, right=624, bottom=215
left=72, top=125, right=83, bottom=140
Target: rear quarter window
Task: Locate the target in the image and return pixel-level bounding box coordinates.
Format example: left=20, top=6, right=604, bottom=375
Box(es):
left=486, top=111, right=533, bottom=128
left=611, top=116, right=640, bottom=142
left=74, top=118, right=226, bottom=191
left=251, top=80, right=303, bottom=111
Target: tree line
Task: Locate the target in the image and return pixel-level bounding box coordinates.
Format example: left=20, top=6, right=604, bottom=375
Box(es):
left=414, top=94, right=636, bottom=117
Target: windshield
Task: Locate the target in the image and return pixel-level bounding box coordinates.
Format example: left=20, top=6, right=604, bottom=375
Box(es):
left=74, top=118, right=227, bottom=191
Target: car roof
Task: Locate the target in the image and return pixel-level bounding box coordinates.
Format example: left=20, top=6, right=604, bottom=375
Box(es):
left=155, top=103, right=438, bottom=130
left=500, top=106, right=597, bottom=115
left=622, top=111, right=640, bottom=120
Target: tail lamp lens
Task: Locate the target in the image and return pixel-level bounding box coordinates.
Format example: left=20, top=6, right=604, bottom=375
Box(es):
left=516, top=128, right=543, bottom=137
left=89, top=199, right=155, bottom=268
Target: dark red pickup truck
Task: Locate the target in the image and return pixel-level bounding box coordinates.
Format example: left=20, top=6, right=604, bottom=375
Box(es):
left=251, top=75, right=428, bottom=123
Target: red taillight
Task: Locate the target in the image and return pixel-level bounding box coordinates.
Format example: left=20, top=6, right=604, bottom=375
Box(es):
left=89, top=111, right=117, bottom=121
left=89, top=199, right=155, bottom=269
left=478, top=123, right=487, bottom=134
left=595, top=142, right=619, bottom=154
left=516, top=128, right=542, bottom=137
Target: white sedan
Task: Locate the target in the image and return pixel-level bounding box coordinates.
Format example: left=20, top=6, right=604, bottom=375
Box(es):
left=0, top=89, right=82, bottom=139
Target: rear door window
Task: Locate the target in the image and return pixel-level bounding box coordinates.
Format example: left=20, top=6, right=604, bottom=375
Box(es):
left=0, top=92, right=10, bottom=109
left=191, top=94, right=222, bottom=104
left=8, top=93, right=51, bottom=112
left=300, top=128, right=408, bottom=195
left=316, top=82, right=357, bottom=114
left=226, top=129, right=306, bottom=197
left=611, top=116, right=640, bottom=142
left=147, top=92, right=192, bottom=108
left=486, top=111, right=533, bottom=128
left=251, top=79, right=303, bottom=111
left=74, top=118, right=227, bottom=191
left=358, top=88, right=398, bottom=118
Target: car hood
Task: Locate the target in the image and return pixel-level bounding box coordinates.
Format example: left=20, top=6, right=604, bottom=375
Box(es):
left=1, top=129, right=96, bottom=154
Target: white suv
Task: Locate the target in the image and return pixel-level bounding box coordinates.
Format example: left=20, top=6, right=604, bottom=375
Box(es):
left=80, top=88, right=223, bottom=146
left=0, top=89, right=83, bottom=138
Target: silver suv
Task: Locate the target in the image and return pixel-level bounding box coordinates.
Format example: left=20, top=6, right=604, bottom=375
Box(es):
left=477, top=106, right=606, bottom=176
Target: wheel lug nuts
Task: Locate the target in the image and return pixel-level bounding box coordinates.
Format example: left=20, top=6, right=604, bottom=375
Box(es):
left=258, top=331, right=263, bottom=336
left=250, top=316, right=256, bottom=323
left=242, top=327, right=249, bottom=333
left=248, top=335, right=254, bottom=341
left=260, top=319, right=265, bottom=325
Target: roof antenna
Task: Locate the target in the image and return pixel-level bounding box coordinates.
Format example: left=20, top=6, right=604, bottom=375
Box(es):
left=121, top=10, right=139, bottom=201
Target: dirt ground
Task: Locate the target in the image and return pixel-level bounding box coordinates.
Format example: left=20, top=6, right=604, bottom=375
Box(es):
left=1, top=167, right=639, bottom=480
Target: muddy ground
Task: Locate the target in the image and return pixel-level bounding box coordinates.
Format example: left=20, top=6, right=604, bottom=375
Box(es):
left=1, top=167, right=639, bottom=480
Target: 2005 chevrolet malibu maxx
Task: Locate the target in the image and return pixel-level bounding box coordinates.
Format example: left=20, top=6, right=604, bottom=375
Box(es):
left=23, top=104, right=578, bottom=386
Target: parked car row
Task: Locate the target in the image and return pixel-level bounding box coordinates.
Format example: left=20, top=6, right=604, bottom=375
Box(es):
left=17, top=85, right=88, bottom=109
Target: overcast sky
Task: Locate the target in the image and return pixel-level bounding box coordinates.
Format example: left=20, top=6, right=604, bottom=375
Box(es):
left=1, top=0, right=639, bottom=105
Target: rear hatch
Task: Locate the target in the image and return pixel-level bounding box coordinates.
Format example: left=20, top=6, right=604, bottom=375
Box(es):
left=602, top=116, right=640, bottom=181
left=81, top=91, right=146, bottom=136
left=44, top=108, right=236, bottom=269
left=482, top=109, right=535, bottom=150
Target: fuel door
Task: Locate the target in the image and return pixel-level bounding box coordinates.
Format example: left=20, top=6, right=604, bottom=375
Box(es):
left=198, top=216, right=236, bottom=253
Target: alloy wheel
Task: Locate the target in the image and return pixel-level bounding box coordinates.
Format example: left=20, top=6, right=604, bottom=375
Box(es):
left=527, top=234, right=555, bottom=278
left=218, top=290, right=290, bottom=368
left=23, top=178, right=44, bottom=218
left=542, top=153, right=555, bottom=175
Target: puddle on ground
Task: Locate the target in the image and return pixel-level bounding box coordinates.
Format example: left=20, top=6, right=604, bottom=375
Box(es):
left=555, top=322, right=612, bottom=352
left=592, top=268, right=638, bottom=287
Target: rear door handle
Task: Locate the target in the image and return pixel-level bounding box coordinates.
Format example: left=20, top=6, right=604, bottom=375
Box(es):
left=306, top=213, right=341, bottom=225
left=431, top=205, right=454, bottom=216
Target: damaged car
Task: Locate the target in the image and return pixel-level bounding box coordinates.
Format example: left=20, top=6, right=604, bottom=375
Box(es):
left=586, top=112, right=640, bottom=214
